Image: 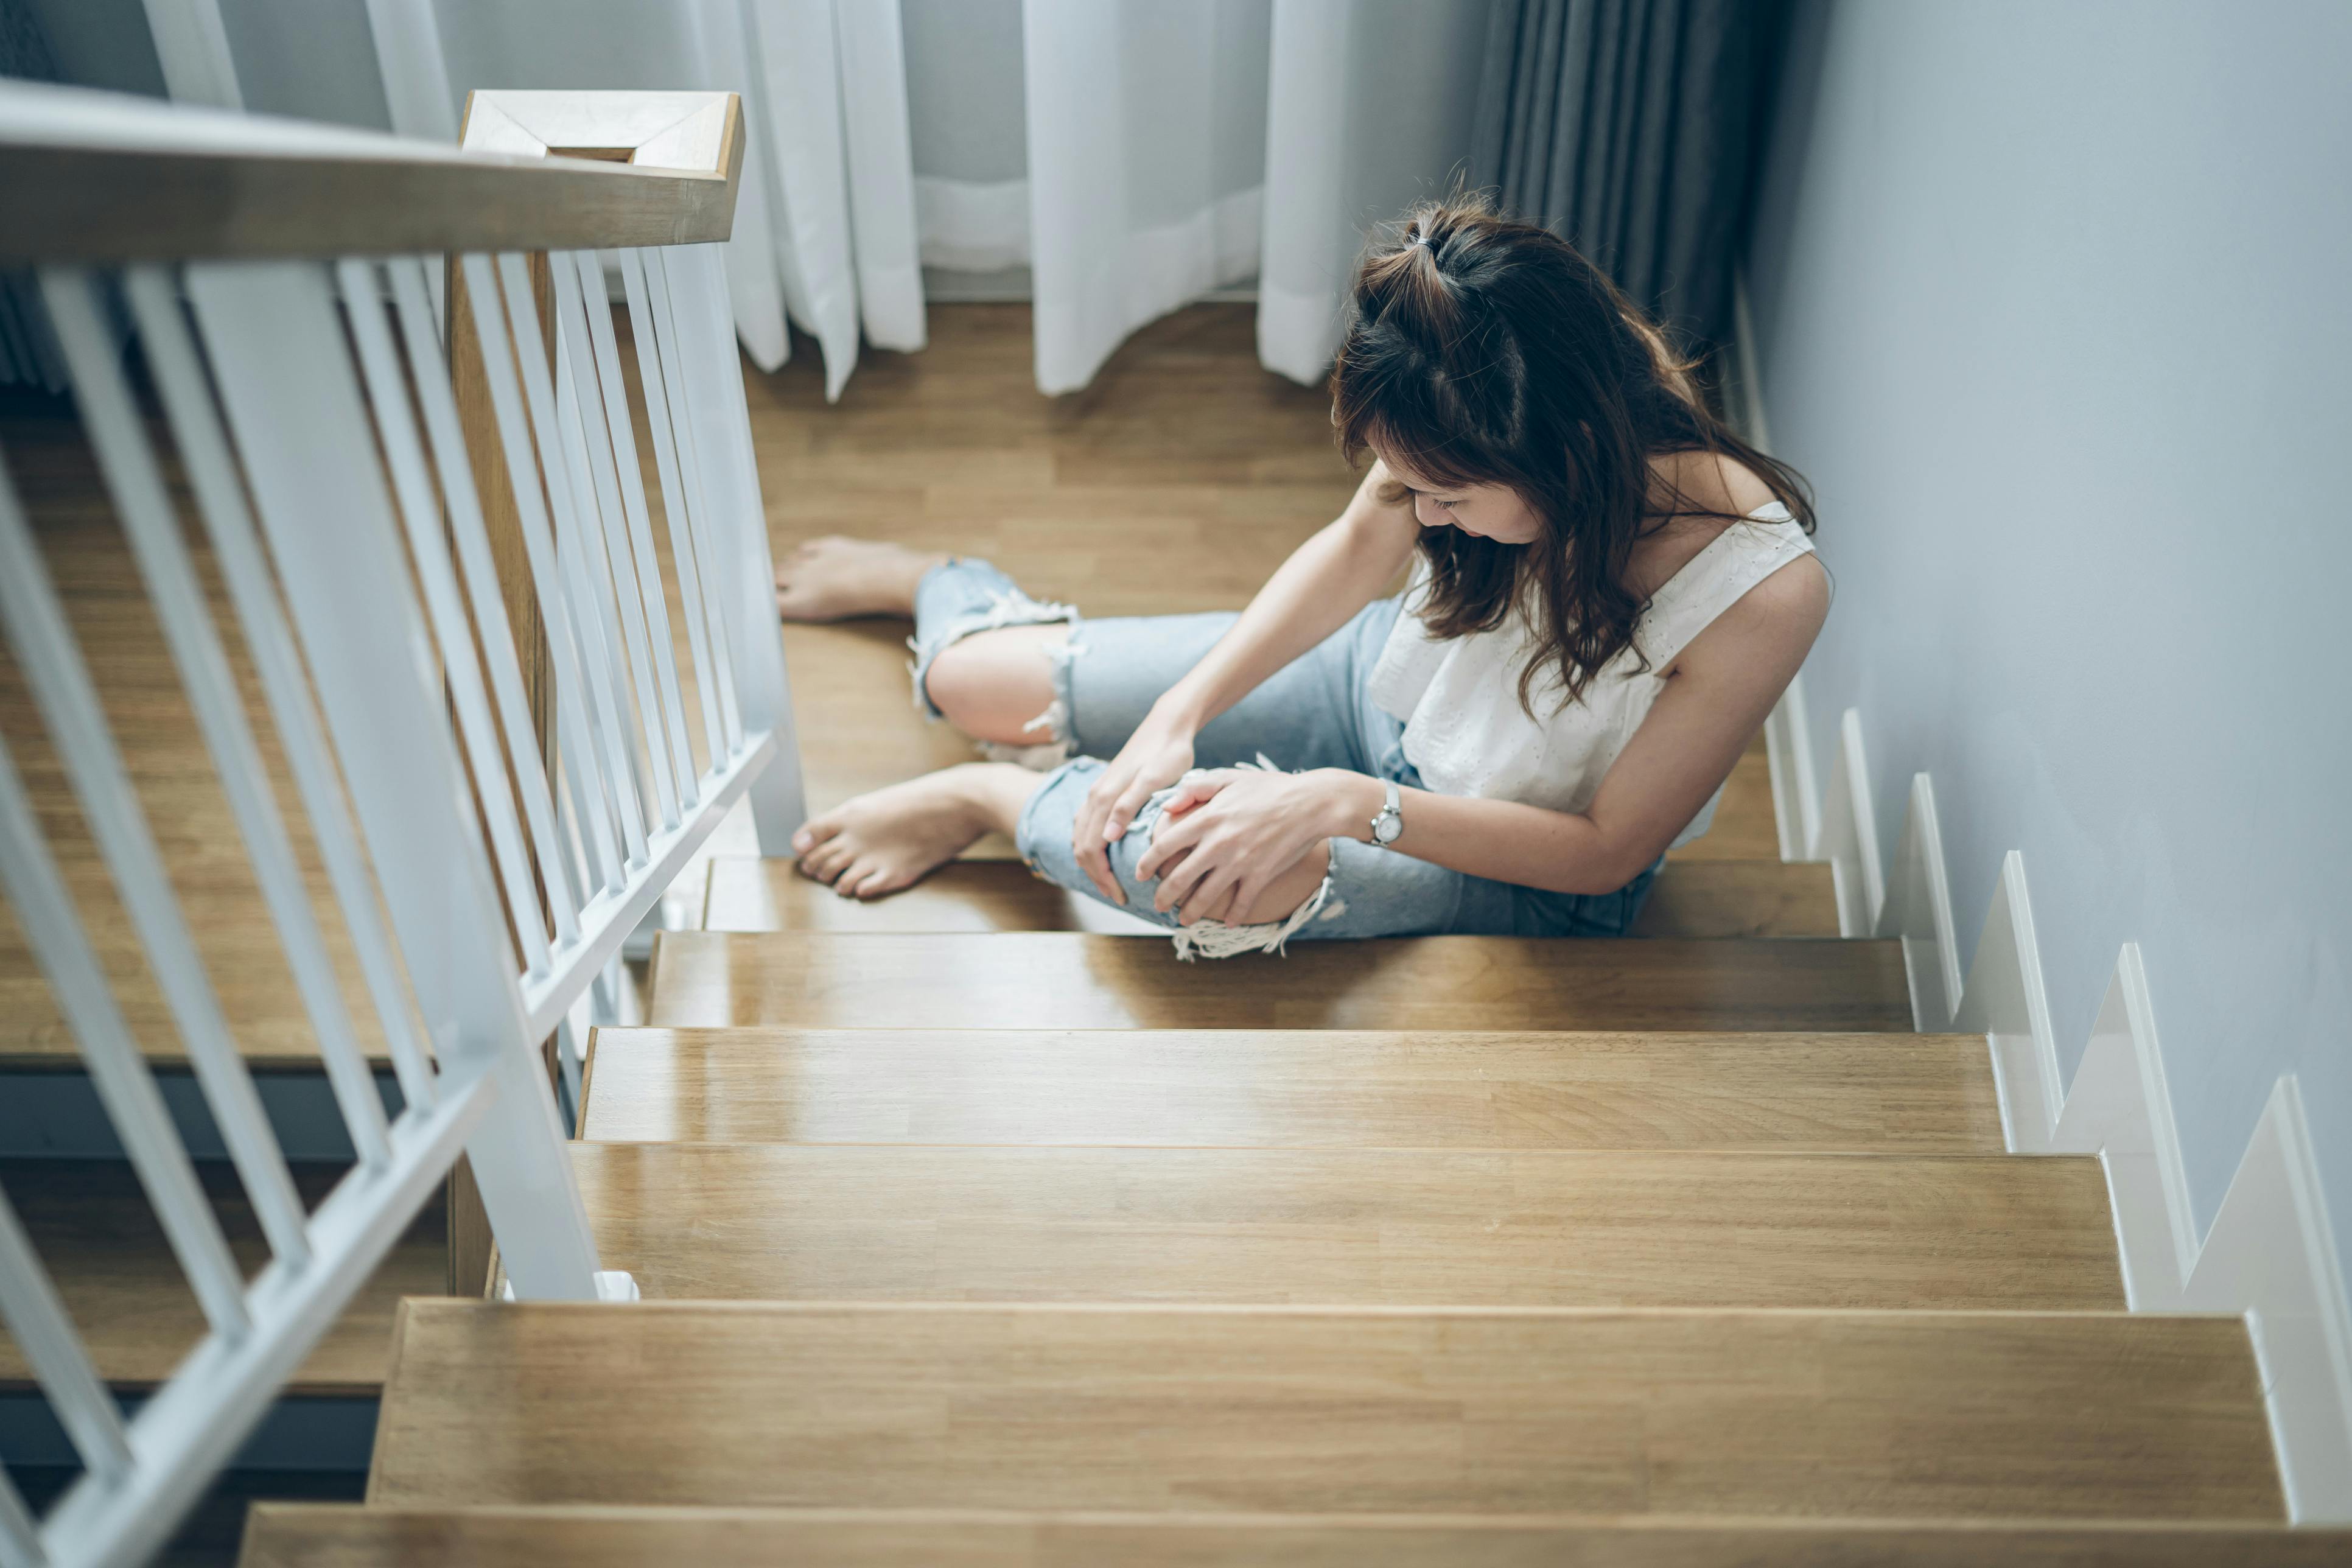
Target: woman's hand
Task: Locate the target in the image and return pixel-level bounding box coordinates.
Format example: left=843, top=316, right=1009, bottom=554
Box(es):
left=1073, top=704, right=1199, bottom=903
left=1132, top=767, right=1358, bottom=925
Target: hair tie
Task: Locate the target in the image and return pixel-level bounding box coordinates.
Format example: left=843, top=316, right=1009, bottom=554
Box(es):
left=1409, top=229, right=1430, bottom=248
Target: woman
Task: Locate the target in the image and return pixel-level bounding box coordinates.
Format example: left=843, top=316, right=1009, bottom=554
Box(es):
left=774, top=198, right=1828, bottom=958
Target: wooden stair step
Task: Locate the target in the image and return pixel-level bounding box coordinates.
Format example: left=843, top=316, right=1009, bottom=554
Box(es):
left=702, top=855, right=1841, bottom=939
left=644, top=932, right=1913, bottom=1032
left=369, top=1301, right=2282, bottom=1521
left=0, top=1160, right=443, bottom=1396
left=564, top=1141, right=2120, bottom=1311
left=239, top=1505, right=2352, bottom=1568
left=578, top=1026, right=2006, bottom=1150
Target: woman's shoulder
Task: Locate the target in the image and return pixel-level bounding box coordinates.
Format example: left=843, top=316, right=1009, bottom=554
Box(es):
left=1648, top=447, right=1779, bottom=520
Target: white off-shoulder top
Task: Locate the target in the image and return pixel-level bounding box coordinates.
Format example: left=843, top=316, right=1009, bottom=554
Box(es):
left=1364, top=502, right=1816, bottom=850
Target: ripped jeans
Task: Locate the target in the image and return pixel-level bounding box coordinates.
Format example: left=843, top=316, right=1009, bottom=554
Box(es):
left=910, top=558, right=1662, bottom=957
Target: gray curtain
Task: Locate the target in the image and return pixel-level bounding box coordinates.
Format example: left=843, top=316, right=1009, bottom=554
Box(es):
left=1472, top=0, right=1790, bottom=357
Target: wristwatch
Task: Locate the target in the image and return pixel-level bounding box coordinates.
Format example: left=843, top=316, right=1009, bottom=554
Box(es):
left=1368, top=779, right=1404, bottom=847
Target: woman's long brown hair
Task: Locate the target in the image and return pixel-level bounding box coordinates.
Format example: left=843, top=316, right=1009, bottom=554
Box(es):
left=1330, top=194, right=1813, bottom=712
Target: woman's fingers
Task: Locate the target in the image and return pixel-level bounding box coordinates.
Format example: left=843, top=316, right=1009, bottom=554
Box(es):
left=1177, top=861, right=1244, bottom=925
left=1155, top=849, right=1209, bottom=914
left=1133, top=804, right=1207, bottom=883
left=1103, top=774, right=1164, bottom=844
left=1073, top=771, right=1130, bottom=903
left=1154, top=830, right=1228, bottom=913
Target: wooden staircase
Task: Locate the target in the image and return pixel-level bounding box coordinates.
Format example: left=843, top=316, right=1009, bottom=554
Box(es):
left=243, top=719, right=2335, bottom=1561
left=4, top=292, right=2334, bottom=1563
left=225, top=299, right=2336, bottom=1561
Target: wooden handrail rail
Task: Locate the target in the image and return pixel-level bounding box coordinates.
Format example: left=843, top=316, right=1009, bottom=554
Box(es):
left=0, top=81, right=743, bottom=264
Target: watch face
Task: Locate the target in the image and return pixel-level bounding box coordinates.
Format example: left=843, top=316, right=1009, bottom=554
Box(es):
left=1373, top=813, right=1401, bottom=844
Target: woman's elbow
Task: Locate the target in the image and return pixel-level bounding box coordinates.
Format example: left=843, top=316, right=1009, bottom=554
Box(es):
left=1533, top=837, right=1661, bottom=897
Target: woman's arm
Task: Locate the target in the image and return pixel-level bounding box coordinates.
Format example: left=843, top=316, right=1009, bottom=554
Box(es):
left=1147, top=461, right=1419, bottom=732
left=1073, top=463, right=1419, bottom=900
left=1139, top=554, right=1829, bottom=919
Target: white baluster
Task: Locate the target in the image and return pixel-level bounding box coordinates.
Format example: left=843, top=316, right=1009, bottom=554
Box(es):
left=662, top=242, right=808, bottom=847
left=568, top=249, right=699, bottom=803
left=552, top=250, right=688, bottom=825
left=618, top=246, right=729, bottom=774
left=639, top=244, right=744, bottom=755
left=454, top=251, right=624, bottom=896
left=550, top=261, right=678, bottom=833
left=41, top=269, right=359, bottom=1219
left=491, top=251, right=652, bottom=872
left=553, top=332, right=663, bottom=841
left=0, top=1181, right=133, bottom=1485
left=184, top=259, right=606, bottom=1303
left=337, top=259, right=554, bottom=980
left=387, top=257, right=585, bottom=947
left=123, top=266, right=440, bottom=1115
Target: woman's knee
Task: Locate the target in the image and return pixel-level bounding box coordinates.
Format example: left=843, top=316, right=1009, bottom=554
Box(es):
left=923, top=625, right=1069, bottom=742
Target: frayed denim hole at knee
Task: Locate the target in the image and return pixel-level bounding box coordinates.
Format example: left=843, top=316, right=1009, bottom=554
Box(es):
left=975, top=629, right=1085, bottom=769
left=906, top=582, right=1083, bottom=726
left=1164, top=835, right=1339, bottom=964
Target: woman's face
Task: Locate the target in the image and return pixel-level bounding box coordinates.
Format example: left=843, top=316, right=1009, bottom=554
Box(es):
left=1376, top=448, right=1545, bottom=545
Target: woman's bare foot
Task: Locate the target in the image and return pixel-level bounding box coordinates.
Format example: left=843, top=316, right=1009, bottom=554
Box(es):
left=774, top=536, right=947, bottom=622
left=791, top=763, right=1035, bottom=900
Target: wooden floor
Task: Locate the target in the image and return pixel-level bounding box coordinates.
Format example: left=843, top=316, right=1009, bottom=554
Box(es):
left=575, top=1026, right=2007, bottom=1149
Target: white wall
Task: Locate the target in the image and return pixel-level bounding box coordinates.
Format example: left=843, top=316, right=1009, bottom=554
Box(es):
left=1747, top=0, right=2352, bottom=1277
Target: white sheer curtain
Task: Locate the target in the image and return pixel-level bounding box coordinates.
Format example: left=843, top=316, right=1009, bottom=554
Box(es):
left=1020, top=0, right=1269, bottom=394
left=428, top=0, right=923, bottom=399
left=142, top=0, right=1490, bottom=397
left=1020, top=0, right=1491, bottom=393
left=160, top=0, right=922, bottom=401
left=1258, top=0, right=1494, bottom=383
